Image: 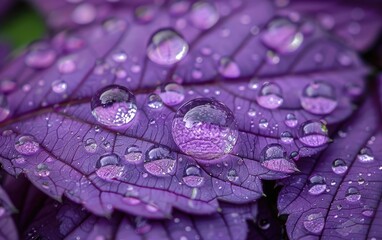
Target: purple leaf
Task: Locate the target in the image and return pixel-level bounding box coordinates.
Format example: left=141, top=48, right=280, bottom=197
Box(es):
left=278, top=79, right=382, bottom=239
left=279, top=0, right=382, bottom=51
left=25, top=198, right=256, bottom=240
left=0, top=0, right=367, bottom=217
left=0, top=180, right=18, bottom=240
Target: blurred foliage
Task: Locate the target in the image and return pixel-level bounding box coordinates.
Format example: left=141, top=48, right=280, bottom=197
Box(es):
left=0, top=0, right=46, bottom=50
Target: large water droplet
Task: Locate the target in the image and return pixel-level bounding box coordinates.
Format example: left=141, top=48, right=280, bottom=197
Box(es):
left=91, top=85, right=137, bottom=127
left=95, top=153, right=124, bottom=180
left=218, top=57, right=240, bottom=78
left=158, top=83, right=185, bottom=106
left=182, top=165, right=204, bottom=187
left=124, top=145, right=143, bottom=164
left=0, top=94, right=10, bottom=122
left=72, top=3, right=97, bottom=25
left=284, top=113, right=298, bottom=128
left=332, top=159, right=348, bottom=174
left=144, top=146, right=176, bottom=176
left=172, top=98, right=238, bottom=160
left=190, top=2, right=219, bottom=29
left=15, top=135, right=40, bottom=155
left=300, top=82, right=337, bottom=115
left=345, top=187, right=361, bottom=202
left=303, top=213, right=324, bottom=234
left=298, top=120, right=329, bottom=147
left=57, top=57, right=76, bottom=74
left=256, top=83, right=283, bottom=109
left=260, top=144, right=297, bottom=173
left=25, top=44, right=56, bottom=69
left=147, top=94, right=163, bottom=109
left=0, top=79, right=16, bottom=93
left=261, top=18, right=303, bottom=53
left=308, top=175, right=326, bottom=195
left=147, top=29, right=189, bottom=65
left=84, top=138, right=98, bottom=153
left=357, top=147, right=374, bottom=163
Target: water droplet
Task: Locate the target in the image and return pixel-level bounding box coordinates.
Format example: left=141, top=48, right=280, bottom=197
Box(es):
left=15, top=135, right=40, bottom=155
left=134, top=217, right=152, bottom=234
left=258, top=218, right=270, bottom=230
left=147, top=94, right=163, bottom=109
left=280, top=131, right=293, bottom=144
left=227, top=169, right=239, bottom=182
left=357, top=147, right=374, bottom=162
left=124, top=145, right=143, bottom=164
left=266, top=51, right=280, bottom=64
left=182, top=165, right=204, bottom=187
left=112, top=51, right=127, bottom=63
left=0, top=79, right=16, bottom=93
left=25, top=44, right=56, bottom=69
left=84, top=138, right=97, bottom=153
left=144, top=146, right=176, bottom=176
left=190, top=2, right=219, bottom=29
left=261, top=18, right=303, bottom=53
left=300, top=82, right=337, bottom=115
left=345, top=187, right=361, bottom=202
left=91, top=85, right=137, bottom=127
left=96, top=153, right=124, bottom=180
left=303, top=213, right=324, bottom=234
left=260, top=144, right=296, bottom=173
left=257, top=83, right=283, bottom=109
left=35, top=163, right=50, bottom=177
left=72, top=3, right=96, bottom=25
left=51, top=80, right=67, bottom=94
left=308, top=175, right=326, bottom=195
left=259, top=119, right=269, bottom=129
left=284, top=113, right=298, bottom=128
left=147, top=29, right=189, bottom=65
left=57, top=57, right=76, bottom=74
left=218, top=57, right=240, bottom=78
left=332, top=159, right=348, bottom=174
left=158, top=83, right=184, bottom=106
left=362, top=206, right=374, bottom=217
left=134, top=5, right=156, bottom=23
left=298, top=120, right=329, bottom=147
left=12, top=156, right=26, bottom=165
left=0, top=94, right=10, bottom=122
left=172, top=98, right=238, bottom=160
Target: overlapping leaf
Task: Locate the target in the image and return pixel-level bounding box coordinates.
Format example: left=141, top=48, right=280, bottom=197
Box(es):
left=24, top=198, right=256, bottom=240
left=0, top=182, right=17, bottom=240
left=278, top=77, right=382, bottom=239
left=0, top=0, right=368, bottom=217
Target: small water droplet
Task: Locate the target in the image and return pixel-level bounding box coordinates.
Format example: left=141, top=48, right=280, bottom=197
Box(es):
left=15, top=135, right=40, bottom=155
left=95, top=153, right=124, bottom=180
left=134, top=217, right=152, bottom=234
left=303, top=213, right=324, bottom=234
left=134, top=5, right=156, bottom=23
left=357, top=147, right=374, bottom=162
left=91, top=85, right=137, bottom=127
left=332, top=159, right=348, bottom=174
left=25, top=44, right=56, bottom=69
left=147, top=94, right=163, bottom=109
left=227, top=169, right=239, bottom=182
left=345, top=187, right=361, bottom=202
left=147, top=29, right=189, bottom=65
left=298, top=120, right=329, bottom=147
left=284, top=113, right=298, bottom=128
left=257, top=82, right=283, bottom=109
left=0, top=78, right=16, bottom=93
left=266, top=51, right=280, bottom=64
left=0, top=94, right=10, bottom=122
left=280, top=131, right=293, bottom=144
left=124, top=145, right=143, bottom=164
left=218, top=57, right=240, bottom=78
left=182, top=165, right=204, bottom=187
left=308, top=175, right=326, bottom=195
left=35, top=163, right=50, bottom=177
left=144, top=146, right=176, bottom=176
left=258, top=218, right=270, bottom=230
left=362, top=206, right=374, bottom=217
left=112, top=51, right=127, bottom=63
left=172, top=98, right=238, bottom=160
left=158, top=83, right=185, bottom=106
left=190, top=2, right=219, bottom=29
left=51, top=80, right=67, bottom=94
left=57, top=57, right=76, bottom=74
left=261, top=18, right=303, bottom=53
left=260, top=144, right=296, bottom=173
left=300, top=82, right=337, bottom=115
left=259, top=119, right=269, bottom=129
left=12, top=156, right=26, bottom=165
left=84, top=138, right=97, bottom=153
left=72, top=3, right=96, bottom=25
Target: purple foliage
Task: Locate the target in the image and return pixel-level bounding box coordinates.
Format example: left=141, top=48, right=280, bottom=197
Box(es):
left=0, top=178, right=18, bottom=240
left=24, top=198, right=256, bottom=240
left=278, top=77, right=382, bottom=239
left=0, top=0, right=368, bottom=218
